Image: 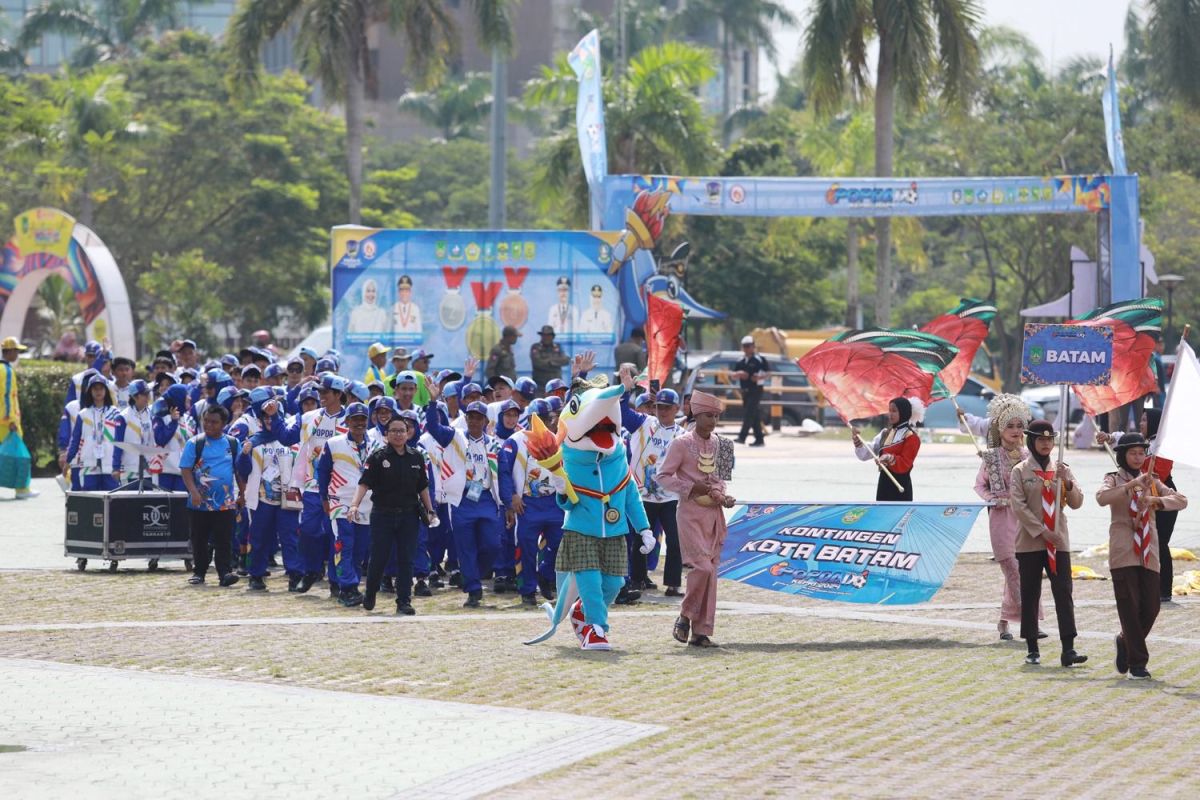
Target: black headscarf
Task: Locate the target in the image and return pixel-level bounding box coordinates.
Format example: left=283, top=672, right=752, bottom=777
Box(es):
left=1025, top=420, right=1055, bottom=469
left=1143, top=408, right=1161, bottom=440
left=890, top=397, right=912, bottom=427
left=1115, top=432, right=1150, bottom=472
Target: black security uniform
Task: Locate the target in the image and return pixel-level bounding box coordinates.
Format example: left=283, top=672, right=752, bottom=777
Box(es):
left=733, top=353, right=769, bottom=445
left=360, top=444, right=429, bottom=607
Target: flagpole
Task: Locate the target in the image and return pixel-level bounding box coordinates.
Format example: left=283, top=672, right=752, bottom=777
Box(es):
left=1146, top=324, right=1189, bottom=487
left=952, top=397, right=985, bottom=456
left=850, top=421, right=905, bottom=493
left=1053, top=384, right=1068, bottom=526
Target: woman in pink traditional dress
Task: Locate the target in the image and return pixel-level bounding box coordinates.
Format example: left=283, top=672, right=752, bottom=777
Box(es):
left=973, top=394, right=1044, bottom=641
left=656, top=390, right=736, bottom=648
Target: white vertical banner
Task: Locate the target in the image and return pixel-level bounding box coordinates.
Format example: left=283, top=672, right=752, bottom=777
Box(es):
left=1153, top=339, right=1200, bottom=468
left=568, top=29, right=608, bottom=228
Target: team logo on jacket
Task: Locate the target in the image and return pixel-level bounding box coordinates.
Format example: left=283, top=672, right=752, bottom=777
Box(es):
left=604, top=508, right=620, bottom=523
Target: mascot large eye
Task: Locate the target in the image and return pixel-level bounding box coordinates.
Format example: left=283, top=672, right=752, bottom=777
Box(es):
left=666, top=278, right=679, bottom=299
left=568, top=396, right=581, bottom=416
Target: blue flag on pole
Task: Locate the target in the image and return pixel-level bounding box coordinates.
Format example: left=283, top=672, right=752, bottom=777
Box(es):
left=717, top=502, right=984, bottom=605
left=1102, top=47, right=1128, bottom=175
left=569, top=30, right=608, bottom=225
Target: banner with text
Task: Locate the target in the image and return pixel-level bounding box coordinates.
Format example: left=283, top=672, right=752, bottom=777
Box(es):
left=1020, top=323, right=1114, bottom=385
left=718, top=502, right=984, bottom=605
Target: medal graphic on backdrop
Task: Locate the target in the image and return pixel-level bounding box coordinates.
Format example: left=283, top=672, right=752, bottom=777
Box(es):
left=439, top=266, right=469, bottom=331
left=500, top=265, right=530, bottom=329
left=467, top=281, right=504, bottom=360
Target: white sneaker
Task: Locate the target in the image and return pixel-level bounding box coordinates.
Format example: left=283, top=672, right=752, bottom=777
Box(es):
left=14, top=489, right=39, bottom=500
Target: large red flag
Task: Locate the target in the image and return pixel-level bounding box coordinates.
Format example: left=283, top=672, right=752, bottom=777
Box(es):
left=646, top=293, right=684, bottom=387
left=919, top=299, right=997, bottom=395
left=1069, top=299, right=1163, bottom=416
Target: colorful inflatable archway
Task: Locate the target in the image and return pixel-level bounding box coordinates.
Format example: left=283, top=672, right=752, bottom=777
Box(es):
left=0, top=208, right=135, bottom=357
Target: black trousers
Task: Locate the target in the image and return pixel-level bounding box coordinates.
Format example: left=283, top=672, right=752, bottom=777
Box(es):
left=1017, top=549, right=1076, bottom=645
left=738, top=388, right=765, bottom=443
left=1157, top=476, right=1179, bottom=599
left=367, top=508, right=420, bottom=603
left=1112, top=565, right=1160, bottom=670
left=190, top=509, right=235, bottom=579
left=646, top=500, right=682, bottom=587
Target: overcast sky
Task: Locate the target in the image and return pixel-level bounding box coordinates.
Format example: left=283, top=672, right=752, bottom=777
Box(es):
left=765, top=0, right=1138, bottom=95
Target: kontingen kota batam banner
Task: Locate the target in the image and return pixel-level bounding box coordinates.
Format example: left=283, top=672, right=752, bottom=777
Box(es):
left=718, top=502, right=985, bottom=605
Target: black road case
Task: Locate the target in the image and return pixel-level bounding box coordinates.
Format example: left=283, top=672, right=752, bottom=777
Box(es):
left=65, top=489, right=192, bottom=572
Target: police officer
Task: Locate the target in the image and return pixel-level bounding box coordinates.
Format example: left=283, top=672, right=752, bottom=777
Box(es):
left=486, top=325, right=521, bottom=383
left=530, top=325, right=570, bottom=390
left=732, top=335, right=769, bottom=447
left=352, top=415, right=437, bottom=615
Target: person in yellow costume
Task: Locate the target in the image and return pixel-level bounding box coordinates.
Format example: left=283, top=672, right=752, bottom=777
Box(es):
left=1, top=336, right=37, bottom=498
left=362, top=343, right=393, bottom=396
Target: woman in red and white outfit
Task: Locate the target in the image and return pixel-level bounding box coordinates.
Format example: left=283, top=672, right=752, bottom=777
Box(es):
left=853, top=396, right=922, bottom=501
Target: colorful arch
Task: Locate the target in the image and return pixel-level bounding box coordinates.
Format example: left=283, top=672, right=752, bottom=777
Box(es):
left=0, top=208, right=135, bottom=357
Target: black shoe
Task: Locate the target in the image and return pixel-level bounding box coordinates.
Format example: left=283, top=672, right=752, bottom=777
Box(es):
left=328, top=583, right=340, bottom=599
left=396, top=601, right=415, bottom=616
left=248, top=576, right=266, bottom=591
left=381, top=577, right=395, bottom=594
left=521, top=593, right=538, bottom=607
left=1129, top=666, right=1152, bottom=680
left=363, top=591, right=376, bottom=611
left=449, top=571, right=463, bottom=588
left=493, top=577, right=509, bottom=594
left=296, top=574, right=317, bottom=594
left=414, top=579, right=432, bottom=597
left=463, top=590, right=482, bottom=608
left=734, top=438, right=746, bottom=444
left=1115, top=636, right=1128, bottom=675
left=538, top=578, right=556, bottom=601
left=1161, top=596, right=1174, bottom=604
left=287, top=573, right=301, bottom=593
left=640, top=578, right=658, bottom=591
left=749, top=441, right=765, bottom=447
left=339, top=588, right=364, bottom=608
left=615, top=587, right=641, bottom=605
left=1037, top=629, right=1048, bottom=640
left=236, top=567, right=248, bottom=577
left=664, top=587, right=684, bottom=597
left=219, top=573, right=239, bottom=587
left=429, top=575, right=444, bottom=589
left=1025, top=652, right=1040, bottom=665
left=187, top=575, right=204, bottom=585
left=1061, top=650, right=1088, bottom=667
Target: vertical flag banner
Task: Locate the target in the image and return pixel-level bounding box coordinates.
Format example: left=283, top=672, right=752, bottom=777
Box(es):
left=1102, top=47, right=1128, bottom=176
left=569, top=29, right=608, bottom=225
left=797, top=329, right=958, bottom=422
left=718, top=502, right=984, bottom=604
left=919, top=298, right=998, bottom=395
left=1152, top=339, right=1200, bottom=469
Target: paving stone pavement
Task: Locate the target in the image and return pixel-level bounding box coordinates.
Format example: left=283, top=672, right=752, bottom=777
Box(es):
left=0, top=657, right=662, bottom=800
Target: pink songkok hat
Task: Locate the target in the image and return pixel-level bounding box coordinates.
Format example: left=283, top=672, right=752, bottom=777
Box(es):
left=690, top=390, right=724, bottom=415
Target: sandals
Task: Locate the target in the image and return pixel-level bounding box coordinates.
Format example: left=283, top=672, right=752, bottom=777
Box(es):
left=688, top=635, right=719, bottom=648
left=673, top=615, right=690, bottom=644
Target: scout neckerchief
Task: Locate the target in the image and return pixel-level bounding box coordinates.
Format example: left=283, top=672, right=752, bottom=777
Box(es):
left=1033, top=467, right=1059, bottom=575
left=1126, top=470, right=1153, bottom=567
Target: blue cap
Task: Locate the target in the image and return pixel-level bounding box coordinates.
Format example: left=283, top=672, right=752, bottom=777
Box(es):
left=206, top=368, right=229, bottom=386
left=527, top=398, right=550, bottom=418
left=634, top=392, right=653, bottom=408
left=84, top=340, right=102, bottom=356
left=411, top=348, right=433, bottom=362
left=545, top=396, right=563, bottom=413
left=324, top=348, right=341, bottom=359
left=443, top=380, right=461, bottom=399
left=398, top=409, right=420, bottom=424
left=240, top=364, right=262, bottom=378
left=544, top=378, right=567, bottom=394
left=464, top=401, right=489, bottom=417
left=458, top=382, right=482, bottom=399
left=315, top=357, right=338, bottom=374
left=656, top=388, right=680, bottom=406
left=127, top=379, right=150, bottom=397
left=220, top=354, right=239, bottom=367
left=498, top=399, right=520, bottom=416
left=249, top=386, right=274, bottom=408
left=369, top=396, right=398, bottom=415
left=163, top=383, right=189, bottom=409
left=202, top=360, right=221, bottom=372
left=298, top=386, right=319, bottom=404
left=299, top=347, right=318, bottom=360
left=217, top=386, right=244, bottom=410
left=344, top=402, right=369, bottom=419
left=178, top=339, right=197, bottom=349
left=487, top=374, right=514, bottom=389
left=348, top=380, right=371, bottom=403
left=392, top=370, right=419, bottom=386
left=264, top=363, right=285, bottom=379
left=177, top=367, right=198, bottom=379
left=319, top=374, right=349, bottom=393
left=434, top=368, right=462, bottom=383
left=273, top=386, right=288, bottom=399
left=513, top=377, right=538, bottom=398
left=86, top=374, right=109, bottom=390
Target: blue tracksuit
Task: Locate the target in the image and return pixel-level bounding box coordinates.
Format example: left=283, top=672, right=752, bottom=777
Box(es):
left=491, top=418, right=521, bottom=580
left=499, top=439, right=563, bottom=597
left=243, top=423, right=303, bottom=578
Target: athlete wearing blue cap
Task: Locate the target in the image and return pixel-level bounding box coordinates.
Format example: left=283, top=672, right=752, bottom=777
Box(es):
left=315, top=402, right=376, bottom=606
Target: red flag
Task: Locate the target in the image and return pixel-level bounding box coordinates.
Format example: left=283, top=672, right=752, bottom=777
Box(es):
left=1068, top=300, right=1162, bottom=416
left=646, top=293, right=684, bottom=386
left=919, top=299, right=997, bottom=395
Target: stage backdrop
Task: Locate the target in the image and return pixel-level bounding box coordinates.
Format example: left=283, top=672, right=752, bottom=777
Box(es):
left=718, top=501, right=985, bottom=605
left=331, top=227, right=634, bottom=383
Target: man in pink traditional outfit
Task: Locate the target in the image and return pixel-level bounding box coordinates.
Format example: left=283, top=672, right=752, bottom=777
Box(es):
left=656, top=390, right=735, bottom=648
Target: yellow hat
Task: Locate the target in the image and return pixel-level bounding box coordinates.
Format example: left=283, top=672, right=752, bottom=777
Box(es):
left=1, top=336, right=28, bottom=352
left=367, top=342, right=389, bottom=358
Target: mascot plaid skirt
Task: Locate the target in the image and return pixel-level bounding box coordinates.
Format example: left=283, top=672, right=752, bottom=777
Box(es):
left=557, top=530, right=628, bottom=576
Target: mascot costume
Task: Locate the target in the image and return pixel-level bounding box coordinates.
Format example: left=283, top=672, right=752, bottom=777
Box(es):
left=524, top=377, right=654, bottom=650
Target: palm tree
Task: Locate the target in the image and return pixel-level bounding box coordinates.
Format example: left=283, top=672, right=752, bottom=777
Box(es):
left=398, top=71, right=493, bottom=140
left=1145, top=0, right=1200, bottom=108
left=802, top=0, right=982, bottom=326
left=801, top=113, right=873, bottom=327
left=673, top=0, right=795, bottom=145
left=524, top=41, right=718, bottom=226
left=227, top=0, right=513, bottom=224
left=18, top=0, right=188, bottom=68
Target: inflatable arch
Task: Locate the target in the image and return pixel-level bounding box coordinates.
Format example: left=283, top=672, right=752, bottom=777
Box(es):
left=0, top=208, right=135, bottom=357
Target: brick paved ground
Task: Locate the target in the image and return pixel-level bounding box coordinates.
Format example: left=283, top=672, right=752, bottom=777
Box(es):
left=1, top=554, right=1197, bottom=798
